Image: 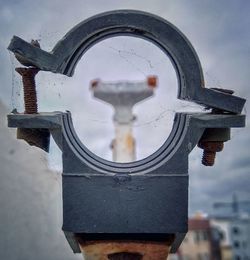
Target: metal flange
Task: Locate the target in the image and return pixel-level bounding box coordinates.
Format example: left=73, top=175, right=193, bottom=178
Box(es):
left=7, top=10, right=246, bottom=257
left=8, top=10, right=245, bottom=113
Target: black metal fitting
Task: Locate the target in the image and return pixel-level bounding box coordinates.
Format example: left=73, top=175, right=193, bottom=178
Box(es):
left=7, top=10, right=246, bottom=256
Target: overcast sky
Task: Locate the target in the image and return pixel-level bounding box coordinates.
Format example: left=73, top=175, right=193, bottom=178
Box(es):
left=1, top=0, right=250, bottom=215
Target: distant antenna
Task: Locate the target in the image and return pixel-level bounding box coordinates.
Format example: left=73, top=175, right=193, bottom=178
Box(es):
left=213, top=193, right=250, bottom=214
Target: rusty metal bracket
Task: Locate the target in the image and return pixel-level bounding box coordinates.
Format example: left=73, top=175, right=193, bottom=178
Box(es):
left=8, top=10, right=245, bottom=114
left=7, top=111, right=245, bottom=255
left=7, top=10, right=246, bottom=258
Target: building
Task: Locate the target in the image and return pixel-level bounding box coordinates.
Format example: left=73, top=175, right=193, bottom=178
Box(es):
left=230, top=215, right=250, bottom=260
left=170, top=216, right=221, bottom=260
left=170, top=214, right=250, bottom=260
left=212, top=215, right=250, bottom=260
left=211, top=217, right=233, bottom=260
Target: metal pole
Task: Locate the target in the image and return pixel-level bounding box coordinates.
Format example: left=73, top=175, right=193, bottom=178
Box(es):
left=78, top=239, right=174, bottom=260
left=91, top=76, right=157, bottom=163
left=85, top=77, right=175, bottom=259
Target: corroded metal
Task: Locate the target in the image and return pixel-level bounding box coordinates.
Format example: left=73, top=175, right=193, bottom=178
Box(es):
left=198, top=141, right=224, bottom=166
left=8, top=10, right=245, bottom=114
left=7, top=9, right=246, bottom=260
left=15, top=67, right=39, bottom=114
left=76, top=236, right=175, bottom=260
left=16, top=128, right=50, bottom=152
left=91, top=78, right=156, bottom=162
left=14, top=66, right=50, bottom=151
left=7, top=111, right=246, bottom=257
left=198, top=88, right=234, bottom=166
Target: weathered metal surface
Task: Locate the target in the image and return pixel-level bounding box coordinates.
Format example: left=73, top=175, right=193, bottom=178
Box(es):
left=8, top=10, right=245, bottom=113
left=199, top=128, right=230, bottom=142
left=198, top=141, right=224, bottom=166
left=112, top=124, right=135, bottom=162
left=15, top=39, right=41, bottom=67
left=77, top=239, right=174, bottom=260
left=7, top=112, right=63, bottom=129
left=7, top=111, right=246, bottom=255
left=62, top=174, right=188, bottom=233
left=16, top=128, right=50, bottom=152
left=8, top=36, right=56, bottom=71
left=198, top=128, right=230, bottom=166
left=14, top=67, right=51, bottom=151
left=15, top=67, right=39, bottom=114
left=7, top=9, right=246, bottom=259
left=196, top=88, right=235, bottom=166
left=91, top=79, right=155, bottom=124
left=91, top=78, right=156, bottom=162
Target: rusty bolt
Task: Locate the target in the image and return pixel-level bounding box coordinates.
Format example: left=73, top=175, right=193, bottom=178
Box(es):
left=15, top=67, right=48, bottom=151
left=199, top=88, right=234, bottom=166
left=15, top=67, right=40, bottom=114
left=198, top=141, right=224, bottom=166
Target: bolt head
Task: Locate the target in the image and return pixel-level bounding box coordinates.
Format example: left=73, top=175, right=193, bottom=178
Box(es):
left=198, top=141, right=224, bottom=152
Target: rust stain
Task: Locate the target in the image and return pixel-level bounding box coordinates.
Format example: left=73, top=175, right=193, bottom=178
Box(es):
left=76, top=234, right=175, bottom=259
left=16, top=128, right=50, bottom=152
left=78, top=240, right=172, bottom=260
left=198, top=141, right=224, bottom=166
left=147, top=76, right=157, bottom=88
left=15, top=67, right=39, bottom=114
left=125, top=133, right=134, bottom=152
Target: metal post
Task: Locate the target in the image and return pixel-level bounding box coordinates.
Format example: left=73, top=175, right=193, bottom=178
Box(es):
left=78, top=240, right=174, bottom=260
left=7, top=9, right=246, bottom=260
left=91, top=76, right=157, bottom=163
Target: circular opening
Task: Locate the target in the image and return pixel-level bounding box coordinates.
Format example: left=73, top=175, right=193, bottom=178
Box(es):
left=37, top=35, right=204, bottom=166
left=69, top=36, right=178, bottom=163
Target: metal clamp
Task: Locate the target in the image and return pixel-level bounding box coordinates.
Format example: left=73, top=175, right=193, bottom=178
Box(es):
left=7, top=10, right=246, bottom=256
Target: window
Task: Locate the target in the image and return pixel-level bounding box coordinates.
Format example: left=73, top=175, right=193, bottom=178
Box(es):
left=202, top=231, right=208, bottom=241
left=234, top=241, right=240, bottom=248
left=194, top=231, right=200, bottom=243
left=219, top=231, right=225, bottom=240
left=203, top=253, right=209, bottom=260
left=194, top=231, right=209, bottom=243
left=197, top=253, right=209, bottom=260
left=182, top=255, right=190, bottom=260
left=232, top=227, right=240, bottom=235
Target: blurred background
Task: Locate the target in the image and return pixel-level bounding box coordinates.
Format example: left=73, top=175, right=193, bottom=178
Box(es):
left=0, top=1, right=249, bottom=259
